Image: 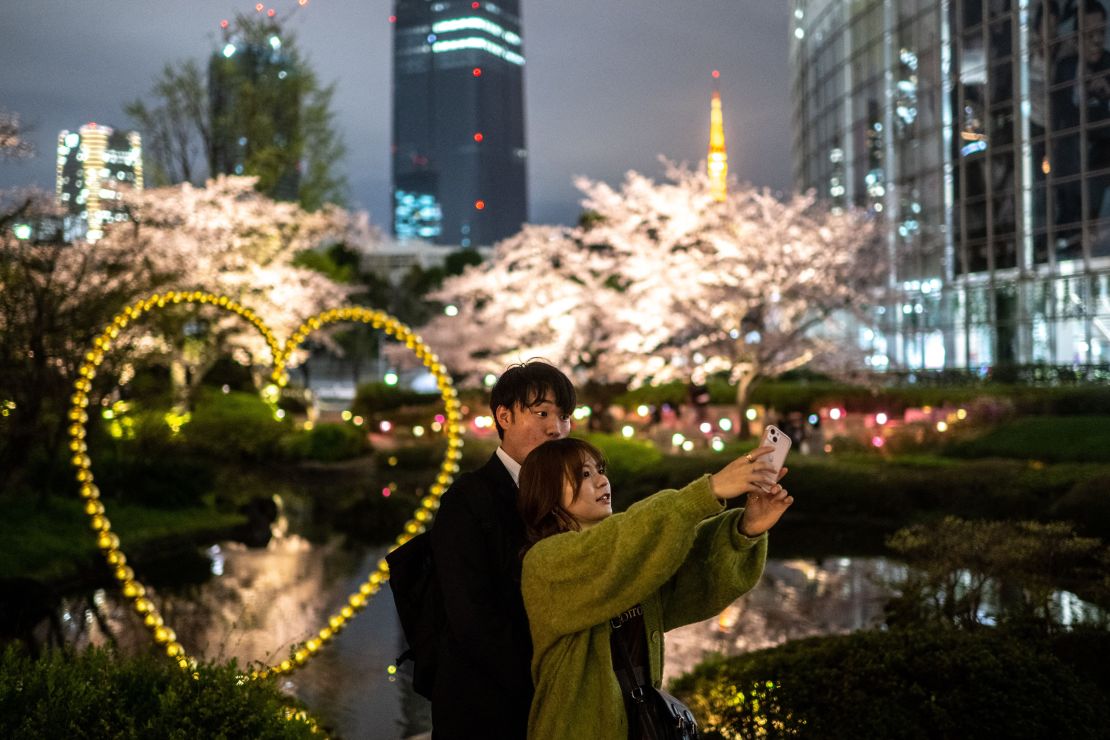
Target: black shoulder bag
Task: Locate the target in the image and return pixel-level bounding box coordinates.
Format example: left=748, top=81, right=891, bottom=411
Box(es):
left=385, top=531, right=441, bottom=699
left=610, top=609, right=699, bottom=740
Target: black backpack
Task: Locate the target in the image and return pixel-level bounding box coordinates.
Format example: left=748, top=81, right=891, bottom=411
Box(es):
left=386, top=530, right=442, bottom=699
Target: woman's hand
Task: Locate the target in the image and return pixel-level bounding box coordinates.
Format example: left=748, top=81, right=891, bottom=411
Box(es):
left=738, top=478, right=793, bottom=537
left=709, top=446, right=780, bottom=500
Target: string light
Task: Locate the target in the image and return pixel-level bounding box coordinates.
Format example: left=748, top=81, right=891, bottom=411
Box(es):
left=67, top=292, right=463, bottom=680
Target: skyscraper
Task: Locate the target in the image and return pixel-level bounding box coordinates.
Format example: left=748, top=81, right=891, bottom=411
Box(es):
left=707, top=73, right=728, bottom=203
left=56, top=122, right=143, bottom=242
left=391, top=0, right=528, bottom=247
left=791, top=0, right=1110, bottom=370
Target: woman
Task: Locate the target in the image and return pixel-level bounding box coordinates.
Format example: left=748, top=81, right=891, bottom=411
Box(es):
left=518, top=438, right=792, bottom=739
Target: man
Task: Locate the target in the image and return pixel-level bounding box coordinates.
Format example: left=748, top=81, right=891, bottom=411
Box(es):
left=429, top=361, right=575, bottom=738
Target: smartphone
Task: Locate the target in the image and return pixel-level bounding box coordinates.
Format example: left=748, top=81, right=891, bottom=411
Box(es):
left=759, top=424, right=793, bottom=481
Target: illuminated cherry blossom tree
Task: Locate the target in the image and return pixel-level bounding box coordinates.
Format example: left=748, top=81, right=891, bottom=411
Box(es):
left=102, top=175, right=361, bottom=404
left=419, top=165, right=885, bottom=427
left=0, top=110, right=34, bottom=160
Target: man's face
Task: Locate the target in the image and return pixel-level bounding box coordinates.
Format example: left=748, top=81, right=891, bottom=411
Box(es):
left=496, top=392, right=572, bottom=463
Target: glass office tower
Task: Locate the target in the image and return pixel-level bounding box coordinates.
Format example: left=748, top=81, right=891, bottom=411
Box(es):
left=391, top=0, right=528, bottom=247
left=56, top=122, right=143, bottom=242
left=791, top=0, right=1110, bottom=370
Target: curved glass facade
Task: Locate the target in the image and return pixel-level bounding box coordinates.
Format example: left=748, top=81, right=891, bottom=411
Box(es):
left=792, top=0, right=1110, bottom=370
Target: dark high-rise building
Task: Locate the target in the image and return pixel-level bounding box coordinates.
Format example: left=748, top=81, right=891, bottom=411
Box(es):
left=209, top=21, right=300, bottom=201
left=391, top=0, right=528, bottom=247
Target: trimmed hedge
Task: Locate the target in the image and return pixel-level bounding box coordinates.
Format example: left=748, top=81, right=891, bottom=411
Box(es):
left=612, top=379, right=1110, bottom=416
left=279, top=422, right=367, bottom=462
left=380, top=439, right=1110, bottom=543
left=671, top=628, right=1110, bottom=739
left=352, top=382, right=438, bottom=414
left=944, top=416, right=1110, bottom=463
left=181, top=389, right=289, bottom=461
left=0, top=647, right=320, bottom=739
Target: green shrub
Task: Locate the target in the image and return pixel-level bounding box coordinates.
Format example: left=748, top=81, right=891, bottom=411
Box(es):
left=613, top=379, right=1110, bottom=417
left=612, top=382, right=687, bottom=409
left=827, top=434, right=874, bottom=455
left=0, top=647, right=320, bottom=739
left=279, top=422, right=366, bottom=462
left=1013, top=386, right=1110, bottom=416
left=352, top=382, right=439, bottom=414
left=181, top=389, right=289, bottom=461
left=1051, top=472, right=1110, bottom=540
left=670, top=628, right=1110, bottom=739
left=375, top=441, right=448, bottom=470
left=945, top=416, right=1110, bottom=463
left=774, top=456, right=917, bottom=523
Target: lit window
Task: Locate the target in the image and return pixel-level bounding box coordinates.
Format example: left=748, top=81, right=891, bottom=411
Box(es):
left=432, top=36, right=524, bottom=65
left=432, top=16, right=522, bottom=46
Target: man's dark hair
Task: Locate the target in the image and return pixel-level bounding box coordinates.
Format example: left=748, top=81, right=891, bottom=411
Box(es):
left=489, top=360, right=576, bottom=439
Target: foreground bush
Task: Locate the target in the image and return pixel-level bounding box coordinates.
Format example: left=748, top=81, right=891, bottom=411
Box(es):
left=671, top=628, right=1110, bottom=739
left=0, top=647, right=319, bottom=739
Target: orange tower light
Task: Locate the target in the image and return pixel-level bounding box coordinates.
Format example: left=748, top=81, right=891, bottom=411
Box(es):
left=707, top=71, right=728, bottom=203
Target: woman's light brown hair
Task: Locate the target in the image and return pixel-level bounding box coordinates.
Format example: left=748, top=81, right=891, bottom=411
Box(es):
left=518, top=438, right=606, bottom=553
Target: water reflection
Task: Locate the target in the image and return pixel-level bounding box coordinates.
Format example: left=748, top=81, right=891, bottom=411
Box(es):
left=54, top=536, right=411, bottom=738
left=664, top=557, right=902, bottom=682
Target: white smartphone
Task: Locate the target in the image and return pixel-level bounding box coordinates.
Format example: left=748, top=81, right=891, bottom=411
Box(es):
left=759, top=424, right=793, bottom=480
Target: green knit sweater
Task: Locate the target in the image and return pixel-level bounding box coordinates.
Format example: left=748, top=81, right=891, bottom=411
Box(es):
left=521, top=475, right=768, bottom=740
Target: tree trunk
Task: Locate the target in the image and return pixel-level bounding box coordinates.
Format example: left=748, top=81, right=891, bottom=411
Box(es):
left=170, top=356, right=190, bottom=412
left=735, top=371, right=757, bottom=440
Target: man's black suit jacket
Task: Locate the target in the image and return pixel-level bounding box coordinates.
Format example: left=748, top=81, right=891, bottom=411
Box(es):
left=429, top=452, right=532, bottom=739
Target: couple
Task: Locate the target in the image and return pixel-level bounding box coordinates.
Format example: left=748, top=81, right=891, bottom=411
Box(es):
left=427, top=361, right=792, bottom=739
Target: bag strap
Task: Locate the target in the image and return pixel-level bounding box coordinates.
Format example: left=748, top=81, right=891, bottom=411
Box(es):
left=610, top=608, right=650, bottom=702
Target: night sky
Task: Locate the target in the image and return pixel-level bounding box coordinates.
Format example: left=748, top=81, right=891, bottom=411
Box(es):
left=0, top=0, right=791, bottom=228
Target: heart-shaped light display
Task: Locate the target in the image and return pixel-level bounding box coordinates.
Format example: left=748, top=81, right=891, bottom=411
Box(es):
left=67, top=290, right=463, bottom=677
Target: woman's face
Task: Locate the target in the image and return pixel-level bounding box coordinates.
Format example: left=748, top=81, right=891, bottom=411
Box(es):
left=560, top=455, right=612, bottom=529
